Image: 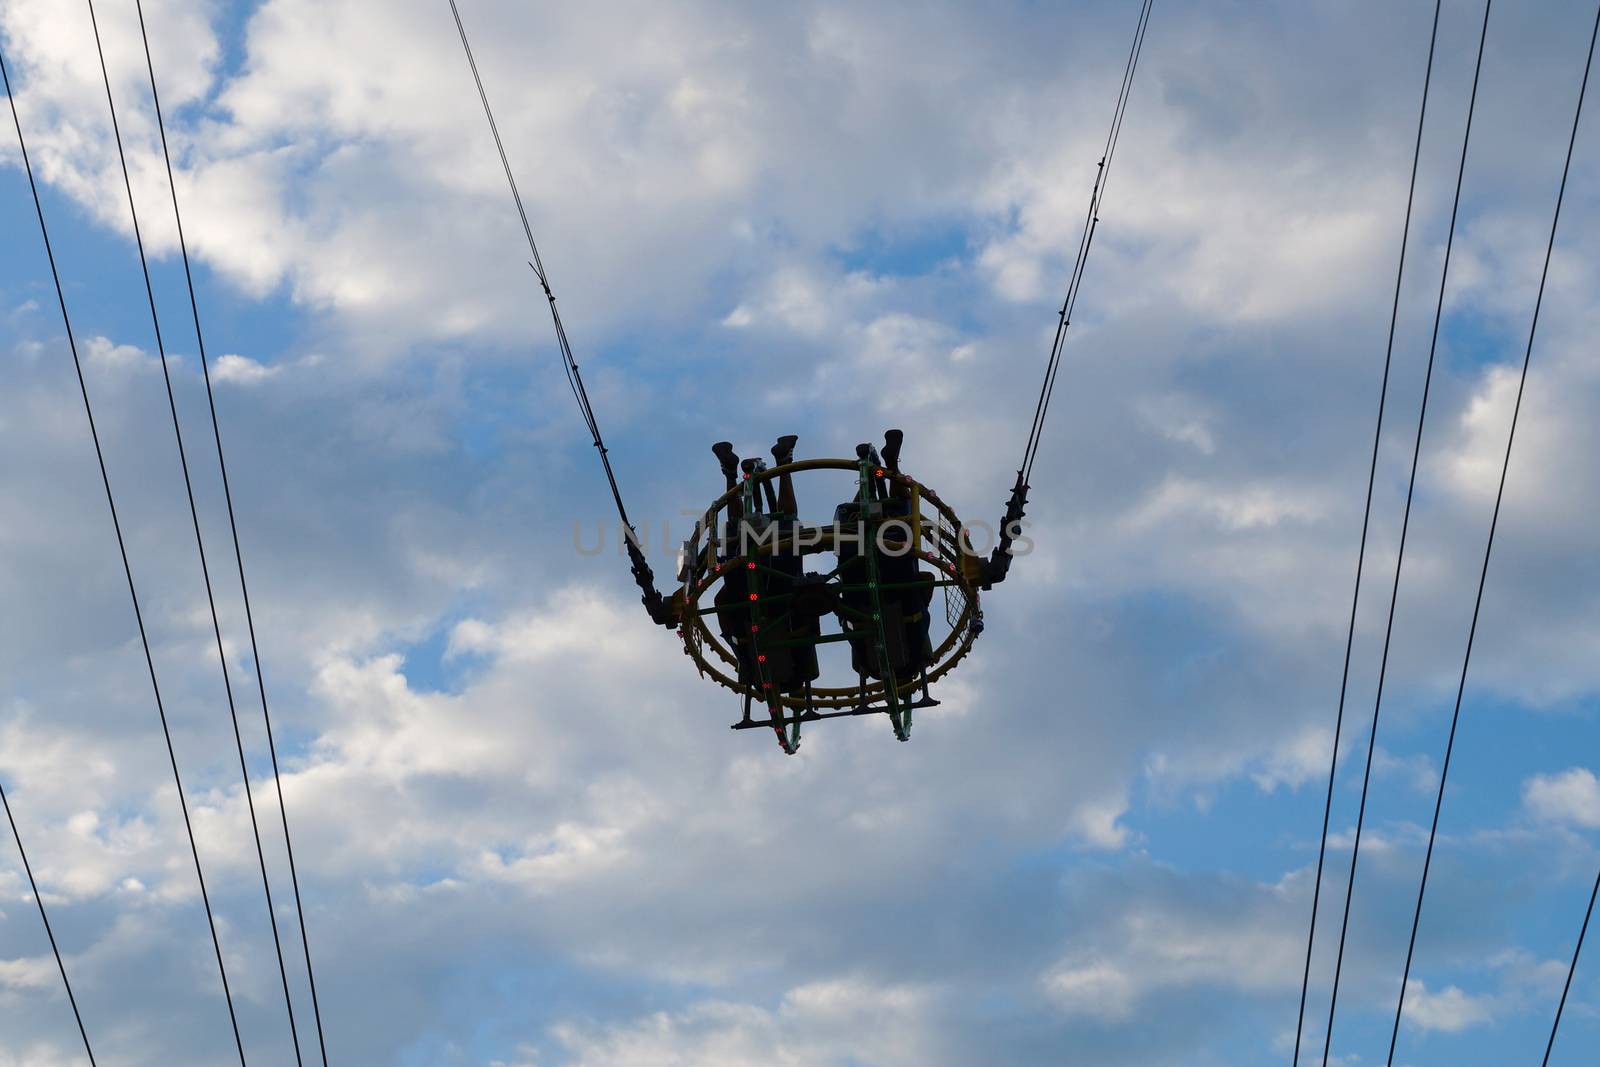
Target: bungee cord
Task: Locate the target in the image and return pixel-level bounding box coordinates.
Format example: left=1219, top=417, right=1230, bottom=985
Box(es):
left=446, top=0, right=670, bottom=625
left=984, top=0, right=1154, bottom=588
left=1386, top=4, right=1598, bottom=1062
left=1319, top=3, right=1495, bottom=1063
left=2, top=27, right=247, bottom=1066
left=1020, top=0, right=1154, bottom=488
left=130, top=0, right=332, bottom=1059
left=1290, top=4, right=1443, bottom=1064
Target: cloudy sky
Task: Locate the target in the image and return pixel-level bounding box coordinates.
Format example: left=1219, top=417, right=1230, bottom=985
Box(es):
left=3, top=0, right=1600, bottom=1063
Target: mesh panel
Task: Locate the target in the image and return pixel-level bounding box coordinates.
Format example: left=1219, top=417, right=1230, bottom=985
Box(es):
left=937, top=513, right=970, bottom=632
left=944, top=576, right=969, bottom=632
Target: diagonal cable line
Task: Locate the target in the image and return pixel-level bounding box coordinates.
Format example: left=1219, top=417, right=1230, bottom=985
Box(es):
left=0, top=776, right=97, bottom=1066
left=1290, top=3, right=1442, bottom=1063
left=84, top=0, right=303, bottom=1059
left=444, top=1, right=587, bottom=440
left=1544, top=861, right=1600, bottom=1066
left=2, top=27, right=248, bottom=1067
left=1387, top=5, right=1598, bottom=1062
left=1024, top=0, right=1152, bottom=478
left=446, top=0, right=633, bottom=526
left=130, top=0, right=331, bottom=1060
left=1319, top=2, right=1494, bottom=1063
left=447, top=0, right=677, bottom=624
left=1022, top=0, right=1154, bottom=486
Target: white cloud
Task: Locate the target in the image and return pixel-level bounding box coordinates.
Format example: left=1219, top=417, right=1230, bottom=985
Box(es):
left=1245, top=725, right=1336, bottom=793
left=1071, top=795, right=1131, bottom=851
left=1137, top=394, right=1218, bottom=456
left=1041, top=870, right=1306, bottom=1025
left=1401, top=979, right=1498, bottom=1033
left=0, top=1048, right=78, bottom=1067
left=552, top=979, right=942, bottom=1067
left=82, top=335, right=153, bottom=371
left=1372, top=747, right=1439, bottom=795
left=211, top=353, right=280, bottom=384
left=1121, top=477, right=1328, bottom=535
left=0, top=953, right=58, bottom=992
left=721, top=265, right=869, bottom=337
left=1042, top=958, right=1138, bottom=1021
left=1524, top=768, right=1600, bottom=828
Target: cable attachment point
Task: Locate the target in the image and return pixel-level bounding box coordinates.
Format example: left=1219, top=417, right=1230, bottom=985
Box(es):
left=624, top=529, right=679, bottom=628
left=527, top=260, right=555, bottom=297
left=980, top=470, right=1030, bottom=590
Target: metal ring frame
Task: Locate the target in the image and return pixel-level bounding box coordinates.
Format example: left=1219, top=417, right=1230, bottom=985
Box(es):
left=677, top=458, right=984, bottom=711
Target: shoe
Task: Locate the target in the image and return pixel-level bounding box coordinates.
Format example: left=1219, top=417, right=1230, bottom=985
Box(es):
left=882, top=428, right=903, bottom=471
left=772, top=434, right=799, bottom=465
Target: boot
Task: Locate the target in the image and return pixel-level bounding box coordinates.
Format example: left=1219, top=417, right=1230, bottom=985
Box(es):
left=713, top=441, right=740, bottom=488
left=882, top=428, right=903, bottom=473
left=772, top=435, right=799, bottom=515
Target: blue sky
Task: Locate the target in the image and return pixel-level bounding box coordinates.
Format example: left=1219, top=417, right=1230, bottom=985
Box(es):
left=3, top=1, right=1600, bottom=1064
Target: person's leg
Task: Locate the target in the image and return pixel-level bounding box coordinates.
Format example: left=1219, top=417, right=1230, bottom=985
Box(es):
left=744, top=457, right=779, bottom=513
left=856, top=443, right=886, bottom=501
left=772, top=434, right=799, bottom=515
left=714, top=441, right=744, bottom=548
left=883, top=428, right=909, bottom=502
left=768, top=435, right=806, bottom=577
left=714, top=441, right=740, bottom=490
left=714, top=575, right=758, bottom=684
left=882, top=428, right=903, bottom=473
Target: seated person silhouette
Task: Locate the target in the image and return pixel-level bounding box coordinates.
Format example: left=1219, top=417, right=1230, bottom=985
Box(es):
left=833, top=429, right=935, bottom=688
left=710, top=436, right=821, bottom=699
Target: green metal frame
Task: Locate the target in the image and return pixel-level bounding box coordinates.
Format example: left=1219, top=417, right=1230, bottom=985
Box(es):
left=855, top=457, right=908, bottom=741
